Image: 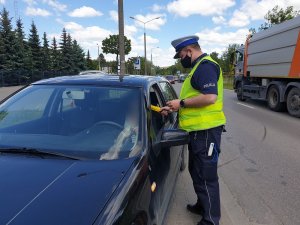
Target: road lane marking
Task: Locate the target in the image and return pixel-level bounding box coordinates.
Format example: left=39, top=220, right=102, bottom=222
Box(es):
left=237, top=102, right=255, bottom=109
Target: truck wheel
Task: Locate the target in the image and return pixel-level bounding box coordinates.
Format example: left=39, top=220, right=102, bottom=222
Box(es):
left=236, top=82, right=245, bottom=101
left=267, top=85, right=285, bottom=111
left=287, top=87, right=300, bottom=117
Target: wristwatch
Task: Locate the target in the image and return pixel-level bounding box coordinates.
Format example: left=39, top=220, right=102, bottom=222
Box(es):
left=180, top=99, right=185, bottom=108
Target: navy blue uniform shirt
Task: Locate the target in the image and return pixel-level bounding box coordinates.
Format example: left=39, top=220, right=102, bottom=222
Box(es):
left=190, top=53, right=220, bottom=95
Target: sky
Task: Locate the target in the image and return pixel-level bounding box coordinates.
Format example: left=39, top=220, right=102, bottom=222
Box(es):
left=1, top=0, right=300, bottom=67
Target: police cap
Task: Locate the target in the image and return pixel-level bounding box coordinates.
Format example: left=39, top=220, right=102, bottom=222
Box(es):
left=171, top=35, right=199, bottom=59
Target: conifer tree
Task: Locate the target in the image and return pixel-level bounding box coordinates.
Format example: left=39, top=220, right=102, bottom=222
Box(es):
left=99, top=53, right=106, bottom=70
left=42, top=32, right=50, bottom=71
left=72, top=39, right=86, bottom=73
left=65, top=33, right=74, bottom=73
left=0, top=8, right=18, bottom=70
left=86, top=50, right=93, bottom=70
left=59, top=28, right=68, bottom=72
left=0, top=31, right=5, bottom=70
left=50, top=37, right=60, bottom=73
left=15, top=18, right=27, bottom=71
left=28, top=21, right=41, bottom=71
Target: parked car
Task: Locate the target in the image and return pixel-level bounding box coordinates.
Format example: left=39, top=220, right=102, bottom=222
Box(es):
left=178, top=74, right=187, bottom=83
left=165, top=75, right=175, bottom=84
left=0, top=74, right=189, bottom=225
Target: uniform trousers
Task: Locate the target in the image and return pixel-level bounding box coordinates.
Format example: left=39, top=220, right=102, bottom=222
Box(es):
left=188, top=126, right=223, bottom=225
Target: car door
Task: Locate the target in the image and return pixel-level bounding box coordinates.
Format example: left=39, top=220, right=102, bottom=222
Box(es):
left=157, top=81, right=183, bottom=203
left=147, top=82, right=181, bottom=224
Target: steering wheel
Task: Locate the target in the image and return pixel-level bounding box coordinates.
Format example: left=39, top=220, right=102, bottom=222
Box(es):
left=92, top=121, right=123, bottom=130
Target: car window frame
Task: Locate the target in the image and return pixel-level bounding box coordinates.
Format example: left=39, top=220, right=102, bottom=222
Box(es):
left=158, top=81, right=178, bottom=126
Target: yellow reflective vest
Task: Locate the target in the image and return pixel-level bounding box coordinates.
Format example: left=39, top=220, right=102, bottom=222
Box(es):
left=179, top=55, right=226, bottom=132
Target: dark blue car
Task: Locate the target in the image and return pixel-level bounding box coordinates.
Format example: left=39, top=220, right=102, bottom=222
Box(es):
left=0, top=74, right=189, bottom=225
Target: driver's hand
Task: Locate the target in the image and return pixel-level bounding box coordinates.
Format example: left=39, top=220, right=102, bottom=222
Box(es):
left=160, top=106, right=171, bottom=116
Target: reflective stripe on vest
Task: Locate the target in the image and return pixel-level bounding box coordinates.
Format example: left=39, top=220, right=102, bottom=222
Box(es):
left=179, top=55, right=226, bottom=132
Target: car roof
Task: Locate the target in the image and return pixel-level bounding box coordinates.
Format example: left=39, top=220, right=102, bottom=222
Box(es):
left=33, top=74, right=168, bottom=88
left=79, top=70, right=106, bottom=75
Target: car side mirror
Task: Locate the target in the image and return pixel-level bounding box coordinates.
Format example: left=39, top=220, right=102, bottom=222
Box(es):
left=161, top=129, right=189, bottom=147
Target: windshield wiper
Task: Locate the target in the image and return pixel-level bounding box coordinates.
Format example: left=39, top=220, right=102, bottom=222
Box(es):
left=0, top=147, right=80, bottom=160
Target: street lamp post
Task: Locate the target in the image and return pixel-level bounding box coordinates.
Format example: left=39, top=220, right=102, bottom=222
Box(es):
left=151, top=47, right=159, bottom=75
left=118, top=0, right=125, bottom=76
left=129, top=16, right=160, bottom=75
left=97, top=43, right=101, bottom=71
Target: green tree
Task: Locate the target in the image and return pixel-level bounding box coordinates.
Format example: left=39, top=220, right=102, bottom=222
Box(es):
left=42, top=32, right=50, bottom=72
left=259, top=5, right=299, bottom=30
left=15, top=18, right=27, bottom=71
left=0, top=27, right=5, bottom=70
left=59, top=28, right=69, bottom=72
left=72, top=39, right=86, bottom=73
left=0, top=8, right=17, bottom=71
left=102, top=34, right=131, bottom=71
left=99, top=53, right=106, bottom=70
left=220, top=44, right=240, bottom=75
left=28, top=21, right=42, bottom=71
left=126, top=57, right=135, bottom=74
left=210, top=52, right=220, bottom=63
left=50, top=37, right=60, bottom=73
left=86, top=50, right=94, bottom=70
left=65, top=33, right=74, bottom=73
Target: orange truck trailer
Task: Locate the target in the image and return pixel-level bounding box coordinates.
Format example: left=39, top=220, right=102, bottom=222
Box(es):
left=233, top=16, right=300, bottom=117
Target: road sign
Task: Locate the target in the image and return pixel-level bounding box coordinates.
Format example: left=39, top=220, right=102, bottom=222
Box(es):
left=134, top=58, right=141, bottom=70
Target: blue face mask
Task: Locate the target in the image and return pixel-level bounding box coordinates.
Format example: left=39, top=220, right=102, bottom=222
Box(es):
left=181, top=55, right=192, bottom=68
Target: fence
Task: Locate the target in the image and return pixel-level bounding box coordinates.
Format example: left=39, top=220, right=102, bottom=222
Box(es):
left=0, top=70, right=72, bottom=87
left=0, top=69, right=235, bottom=90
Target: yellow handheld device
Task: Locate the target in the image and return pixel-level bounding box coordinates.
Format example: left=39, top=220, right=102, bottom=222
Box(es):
left=150, top=105, right=161, bottom=113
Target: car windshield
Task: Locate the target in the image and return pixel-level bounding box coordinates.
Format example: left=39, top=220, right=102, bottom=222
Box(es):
left=0, top=85, right=142, bottom=160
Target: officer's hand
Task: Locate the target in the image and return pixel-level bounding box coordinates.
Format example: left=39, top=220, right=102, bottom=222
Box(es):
left=166, top=99, right=180, bottom=111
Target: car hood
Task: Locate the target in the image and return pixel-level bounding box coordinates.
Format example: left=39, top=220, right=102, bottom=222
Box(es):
left=0, top=155, right=134, bottom=225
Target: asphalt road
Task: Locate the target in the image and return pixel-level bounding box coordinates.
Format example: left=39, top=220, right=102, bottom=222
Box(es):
left=1, top=84, right=300, bottom=225
left=219, top=89, right=300, bottom=225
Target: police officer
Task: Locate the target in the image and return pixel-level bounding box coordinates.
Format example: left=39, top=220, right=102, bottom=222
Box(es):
left=162, top=35, right=226, bottom=225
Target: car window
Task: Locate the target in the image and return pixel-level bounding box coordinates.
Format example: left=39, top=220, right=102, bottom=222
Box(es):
left=159, top=81, right=178, bottom=123
left=149, top=85, right=165, bottom=136
left=159, top=81, right=177, bottom=102
left=0, top=87, right=54, bottom=128
left=0, top=85, right=142, bottom=160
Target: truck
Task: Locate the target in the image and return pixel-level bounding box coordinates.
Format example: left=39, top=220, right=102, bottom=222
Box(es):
left=233, top=16, right=300, bottom=117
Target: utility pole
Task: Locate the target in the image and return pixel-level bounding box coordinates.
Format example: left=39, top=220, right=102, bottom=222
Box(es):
left=118, top=0, right=125, bottom=77
left=97, top=44, right=101, bottom=71
left=130, top=16, right=160, bottom=75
